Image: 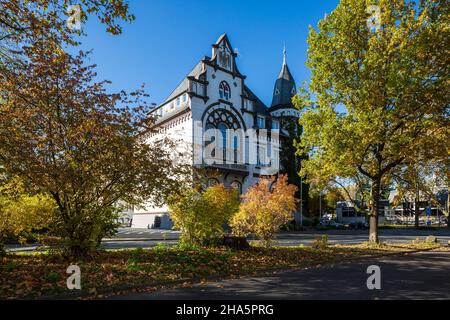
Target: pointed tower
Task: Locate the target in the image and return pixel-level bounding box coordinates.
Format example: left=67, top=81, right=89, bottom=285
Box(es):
left=270, top=46, right=297, bottom=110
left=270, top=47, right=308, bottom=222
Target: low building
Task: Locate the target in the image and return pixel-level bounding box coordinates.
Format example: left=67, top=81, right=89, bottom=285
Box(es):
left=336, top=200, right=393, bottom=224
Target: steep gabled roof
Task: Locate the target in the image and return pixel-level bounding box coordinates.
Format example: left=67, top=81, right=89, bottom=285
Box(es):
left=162, top=61, right=206, bottom=104
left=243, top=85, right=270, bottom=115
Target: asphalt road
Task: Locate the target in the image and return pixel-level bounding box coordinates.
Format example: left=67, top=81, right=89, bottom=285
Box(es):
left=6, top=228, right=450, bottom=252
left=110, top=251, right=450, bottom=300
left=104, top=228, right=450, bottom=250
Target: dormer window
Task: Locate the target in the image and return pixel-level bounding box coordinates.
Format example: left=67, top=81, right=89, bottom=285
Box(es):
left=244, top=99, right=254, bottom=111
left=219, top=81, right=231, bottom=100
left=291, top=86, right=296, bottom=95
left=272, top=120, right=280, bottom=130
left=257, top=116, right=265, bottom=129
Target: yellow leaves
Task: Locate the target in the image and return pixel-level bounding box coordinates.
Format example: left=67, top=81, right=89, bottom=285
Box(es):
left=168, top=184, right=240, bottom=245
left=0, top=177, right=56, bottom=239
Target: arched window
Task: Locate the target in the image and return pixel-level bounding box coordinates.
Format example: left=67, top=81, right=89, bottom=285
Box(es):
left=207, top=178, right=220, bottom=187
left=219, top=82, right=231, bottom=100
left=231, top=181, right=242, bottom=194
left=204, top=108, right=243, bottom=165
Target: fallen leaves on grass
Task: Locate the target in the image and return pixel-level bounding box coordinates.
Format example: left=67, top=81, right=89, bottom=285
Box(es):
left=0, top=242, right=434, bottom=299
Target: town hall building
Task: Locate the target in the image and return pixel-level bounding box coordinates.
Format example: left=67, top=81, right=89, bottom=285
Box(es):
left=131, top=34, right=304, bottom=229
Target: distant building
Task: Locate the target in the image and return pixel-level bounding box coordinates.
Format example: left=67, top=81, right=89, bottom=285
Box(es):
left=336, top=200, right=393, bottom=224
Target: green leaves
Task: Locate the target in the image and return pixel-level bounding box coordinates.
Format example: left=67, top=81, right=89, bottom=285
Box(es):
left=295, top=0, right=449, bottom=241
left=296, top=0, right=448, bottom=185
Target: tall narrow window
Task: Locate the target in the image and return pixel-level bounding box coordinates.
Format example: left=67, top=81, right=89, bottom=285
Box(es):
left=219, top=82, right=231, bottom=100
left=233, top=135, right=238, bottom=164
left=218, top=122, right=228, bottom=162
left=272, top=120, right=279, bottom=130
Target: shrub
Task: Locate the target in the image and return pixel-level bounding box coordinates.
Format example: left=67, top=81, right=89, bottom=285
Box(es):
left=311, top=235, right=329, bottom=250
left=51, top=206, right=121, bottom=257
left=0, top=177, right=56, bottom=255
left=168, top=184, right=240, bottom=246
left=231, top=174, right=298, bottom=246
left=45, top=272, right=61, bottom=283
left=425, top=235, right=438, bottom=244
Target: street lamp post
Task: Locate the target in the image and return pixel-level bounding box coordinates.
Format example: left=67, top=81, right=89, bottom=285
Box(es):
left=319, top=191, right=322, bottom=221
left=300, top=177, right=303, bottom=226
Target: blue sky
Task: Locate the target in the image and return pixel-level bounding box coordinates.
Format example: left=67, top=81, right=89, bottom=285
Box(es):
left=77, top=0, right=339, bottom=106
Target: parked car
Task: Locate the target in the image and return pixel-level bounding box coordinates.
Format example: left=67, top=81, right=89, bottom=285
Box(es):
left=320, top=220, right=346, bottom=229
left=348, top=222, right=369, bottom=230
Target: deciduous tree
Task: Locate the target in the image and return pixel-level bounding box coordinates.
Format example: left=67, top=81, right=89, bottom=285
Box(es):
left=295, top=0, right=449, bottom=242
left=0, top=42, right=185, bottom=257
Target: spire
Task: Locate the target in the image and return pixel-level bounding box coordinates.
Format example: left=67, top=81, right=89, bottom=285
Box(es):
left=270, top=46, right=297, bottom=109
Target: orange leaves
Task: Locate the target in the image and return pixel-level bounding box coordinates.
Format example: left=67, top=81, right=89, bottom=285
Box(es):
left=231, top=175, right=298, bottom=246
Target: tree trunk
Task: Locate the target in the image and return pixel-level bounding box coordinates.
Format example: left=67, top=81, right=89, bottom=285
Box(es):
left=0, top=243, right=5, bottom=257
left=414, top=209, right=420, bottom=228
left=369, top=178, right=381, bottom=243
left=414, top=185, right=420, bottom=228
left=447, top=190, right=450, bottom=229
left=0, top=235, right=6, bottom=257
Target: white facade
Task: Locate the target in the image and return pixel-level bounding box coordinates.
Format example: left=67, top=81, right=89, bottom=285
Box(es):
left=132, top=34, right=298, bottom=229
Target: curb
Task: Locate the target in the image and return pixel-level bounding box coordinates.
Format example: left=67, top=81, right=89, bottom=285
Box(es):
left=102, top=238, right=179, bottom=242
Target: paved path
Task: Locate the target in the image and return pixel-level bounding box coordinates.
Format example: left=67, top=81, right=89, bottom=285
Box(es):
left=110, top=251, right=450, bottom=300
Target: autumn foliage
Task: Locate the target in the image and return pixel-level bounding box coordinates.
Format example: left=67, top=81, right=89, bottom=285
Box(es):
left=295, top=0, right=449, bottom=242
left=0, top=177, right=56, bottom=255
left=0, top=42, right=187, bottom=257
left=231, top=175, right=298, bottom=246
left=168, top=184, right=240, bottom=246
